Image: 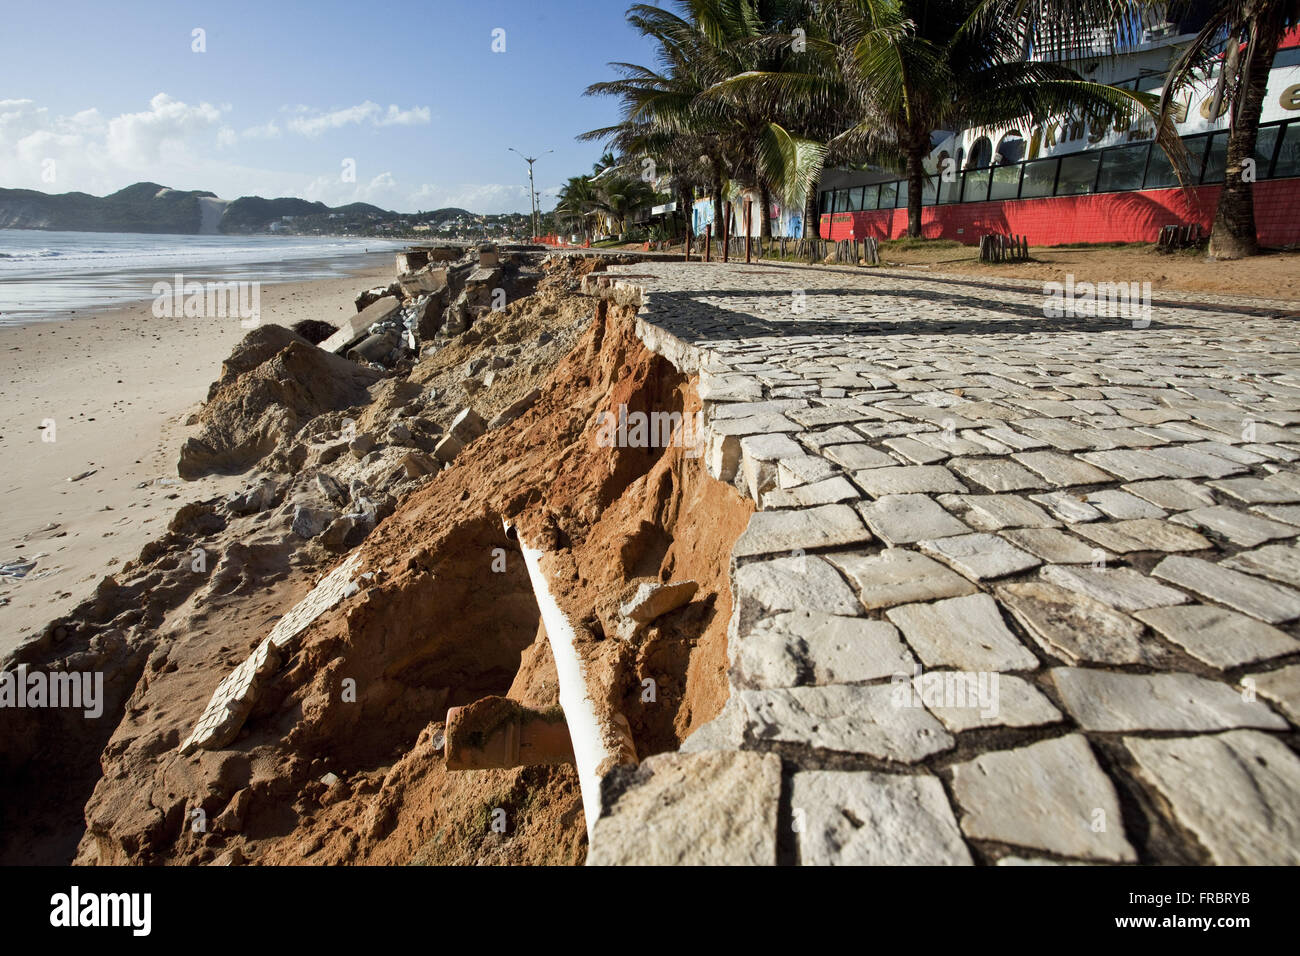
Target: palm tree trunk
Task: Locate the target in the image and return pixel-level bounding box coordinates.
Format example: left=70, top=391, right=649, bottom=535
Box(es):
left=759, top=183, right=772, bottom=240
left=906, top=143, right=926, bottom=239
left=1209, top=11, right=1285, bottom=259
left=804, top=184, right=820, bottom=239
left=678, top=183, right=691, bottom=243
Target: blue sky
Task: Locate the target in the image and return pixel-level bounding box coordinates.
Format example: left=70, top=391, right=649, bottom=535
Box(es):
left=0, top=0, right=661, bottom=213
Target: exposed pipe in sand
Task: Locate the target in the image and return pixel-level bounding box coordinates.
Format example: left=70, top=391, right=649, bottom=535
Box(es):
left=501, top=518, right=631, bottom=840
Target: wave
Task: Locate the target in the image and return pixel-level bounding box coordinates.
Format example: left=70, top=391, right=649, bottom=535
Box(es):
left=0, top=248, right=59, bottom=260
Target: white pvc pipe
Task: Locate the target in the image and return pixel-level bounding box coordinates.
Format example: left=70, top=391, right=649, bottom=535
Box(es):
left=511, top=525, right=619, bottom=841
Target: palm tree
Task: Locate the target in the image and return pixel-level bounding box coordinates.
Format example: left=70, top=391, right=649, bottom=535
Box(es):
left=583, top=4, right=731, bottom=235
left=556, top=175, right=599, bottom=241
left=591, top=171, right=660, bottom=236
left=720, top=0, right=1165, bottom=238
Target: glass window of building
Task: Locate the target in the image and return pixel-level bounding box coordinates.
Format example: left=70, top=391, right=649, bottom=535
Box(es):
left=1201, top=131, right=1228, bottom=183
left=1096, top=143, right=1150, bottom=192
left=1255, top=125, right=1281, bottom=177
left=1057, top=152, right=1100, bottom=194
left=1020, top=157, right=1059, bottom=198
left=938, top=173, right=961, bottom=203
left=1143, top=144, right=1181, bottom=189
left=1274, top=122, right=1300, bottom=178
left=963, top=169, right=991, bottom=202
left=990, top=164, right=1022, bottom=200
left=879, top=181, right=898, bottom=208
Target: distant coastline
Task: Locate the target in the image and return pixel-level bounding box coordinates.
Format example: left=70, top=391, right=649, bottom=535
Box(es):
left=0, top=229, right=407, bottom=324
left=0, top=181, right=490, bottom=238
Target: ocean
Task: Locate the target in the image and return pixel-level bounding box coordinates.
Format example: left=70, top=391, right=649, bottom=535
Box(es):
left=0, top=229, right=410, bottom=325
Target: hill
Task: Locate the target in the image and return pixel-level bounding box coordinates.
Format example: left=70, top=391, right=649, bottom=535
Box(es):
left=0, top=182, right=213, bottom=233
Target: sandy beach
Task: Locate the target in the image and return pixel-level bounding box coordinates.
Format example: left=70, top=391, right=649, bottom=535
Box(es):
left=0, top=258, right=393, bottom=655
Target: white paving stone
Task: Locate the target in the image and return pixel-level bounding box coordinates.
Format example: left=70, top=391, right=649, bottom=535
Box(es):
left=1040, top=564, right=1190, bottom=612
left=917, top=532, right=1041, bottom=580
left=1243, top=663, right=1300, bottom=724
left=1135, top=604, right=1298, bottom=669
left=886, top=593, right=1038, bottom=672
left=853, top=465, right=967, bottom=497
left=734, top=503, right=872, bottom=557
left=732, top=610, right=916, bottom=689
left=1048, top=667, right=1288, bottom=732
left=1170, top=504, right=1300, bottom=547
left=997, top=580, right=1147, bottom=665
left=1151, top=554, right=1300, bottom=624
left=792, top=770, right=973, bottom=865
left=1125, top=731, right=1300, bottom=865
left=1070, top=518, right=1211, bottom=554
left=1012, top=451, right=1114, bottom=487
left=858, top=494, right=969, bottom=545
left=950, top=735, right=1136, bottom=862
left=588, top=750, right=781, bottom=865
left=827, top=548, right=978, bottom=609
left=1000, top=527, right=1110, bottom=564
left=739, top=684, right=953, bottom=761
left=910, top=672, right=1062, bottom=732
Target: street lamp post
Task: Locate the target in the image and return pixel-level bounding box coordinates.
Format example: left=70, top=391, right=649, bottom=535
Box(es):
left=509, top=147, right=552, bottom=240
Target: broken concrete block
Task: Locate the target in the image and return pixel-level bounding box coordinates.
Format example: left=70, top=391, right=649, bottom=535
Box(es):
left=397, top=268, right=446, bottom=298
left=478, top=245, right=499, bottom=268
left=314, top=473, right=347, bottom=506
left=354, top=286, right=388, bottom=311
left=320, top=514, right=364, bottom=551
left=399, top=451, right=437, bottom=478
left=706, top=432, right=743, bottom=483
left=395, top=250, right=429, bottom=275
left=291, top=504, right=335, bottom=539
left=226, top=478, right=281, bottom=515
left=740, top=433, right=806, bottom=502
left=320, top=296, right=400, bottom=354
left=449, top=408, right=487, bottom=443
left=433, top=434, right=464, bottom=462
left=617, top=579, right=698, bottom=641
left=348, top=434, right=375, bottom=459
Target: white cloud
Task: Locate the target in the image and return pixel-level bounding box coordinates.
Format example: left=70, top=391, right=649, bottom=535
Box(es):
left=298, top=171, right=405, bottom=208
left=378, top=104, right=430, bottom=126
left=104, top=93, right=224, bottom=166
left=0, top=95, right=519, bottom=215
left=285, top=101, right=430, bottom=137
left=408, top=182, right=536, bottom=211
left=241, top=120, right=281, bottom=139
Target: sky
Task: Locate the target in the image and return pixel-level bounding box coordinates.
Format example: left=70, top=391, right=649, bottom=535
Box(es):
left=0, top=0, right=663, bottom=214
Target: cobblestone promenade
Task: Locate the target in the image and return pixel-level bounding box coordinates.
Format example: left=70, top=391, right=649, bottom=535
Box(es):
left=585, top=260, right=1300, bottom=866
